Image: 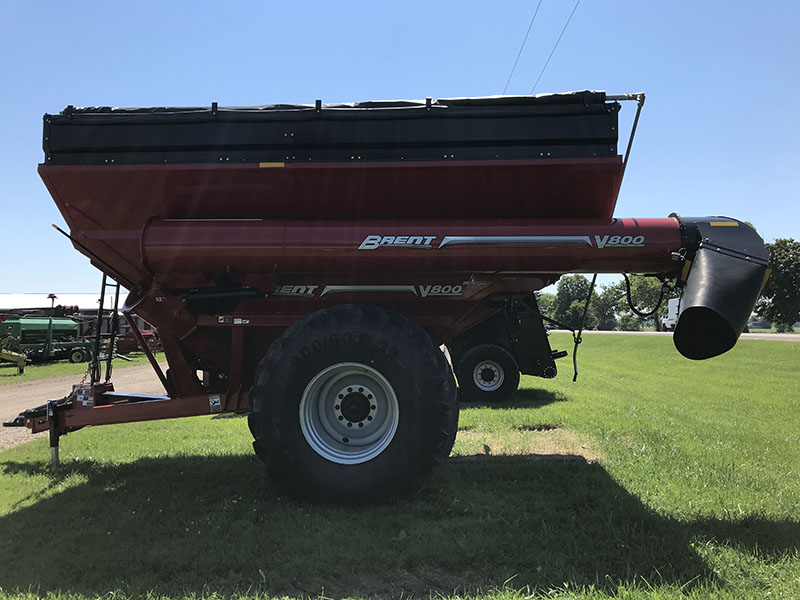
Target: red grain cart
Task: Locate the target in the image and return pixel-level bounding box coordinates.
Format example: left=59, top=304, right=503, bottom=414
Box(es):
left=5, top=92, right=769, bottom=502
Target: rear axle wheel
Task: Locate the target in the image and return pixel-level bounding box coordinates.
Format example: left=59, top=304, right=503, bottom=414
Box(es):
left=456, top=344, right=520, bottom=403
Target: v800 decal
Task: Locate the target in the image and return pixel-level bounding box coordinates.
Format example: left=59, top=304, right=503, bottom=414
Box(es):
left=594, top=235, right=645, bottom=248
left=419, top=284, right=462, bottom=297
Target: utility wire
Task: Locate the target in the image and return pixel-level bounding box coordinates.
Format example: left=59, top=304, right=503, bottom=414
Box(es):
left=530, top=0, right=582, bottom=94
left=502, top=0, right=544, bottom=95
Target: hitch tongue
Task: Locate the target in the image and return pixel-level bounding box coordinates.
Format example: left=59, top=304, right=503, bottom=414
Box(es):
left=673, top=218, right=769, bottom=360
left=2, top=415, right=26, bottom=428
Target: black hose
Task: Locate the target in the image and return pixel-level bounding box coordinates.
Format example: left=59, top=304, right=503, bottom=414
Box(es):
left=572, top=274, right=597, bottom=382
left=622, top=273, right=671, bottom=318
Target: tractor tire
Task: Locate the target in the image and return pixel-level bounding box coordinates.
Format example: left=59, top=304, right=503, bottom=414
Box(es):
left=69, top=348, right=88, bottom=363
left=455, top=344, right=520, bottom=403
left=248, top=304, right=458, bottom=503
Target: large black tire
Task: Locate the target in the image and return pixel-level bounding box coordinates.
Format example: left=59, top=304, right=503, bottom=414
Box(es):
left=455, top=344, right=520, bottom=403
left=248, top=304, right=458, bottom=503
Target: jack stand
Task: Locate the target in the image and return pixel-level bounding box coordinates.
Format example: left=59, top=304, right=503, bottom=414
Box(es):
left=47, top=400, right=60, bottom=471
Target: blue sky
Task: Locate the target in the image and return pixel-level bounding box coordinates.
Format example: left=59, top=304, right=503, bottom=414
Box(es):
left=1, top=1, right=798, bottom=293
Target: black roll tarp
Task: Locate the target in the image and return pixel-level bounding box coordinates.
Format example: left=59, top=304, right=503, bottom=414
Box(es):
left=43, top=91, right=620, bottom=165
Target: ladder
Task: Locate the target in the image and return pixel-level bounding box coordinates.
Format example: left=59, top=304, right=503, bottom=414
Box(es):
left=89, top=274, right=121, bottom=384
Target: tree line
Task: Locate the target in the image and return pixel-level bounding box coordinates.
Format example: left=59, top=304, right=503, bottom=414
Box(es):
left=538, top=238, right=799, bottom=333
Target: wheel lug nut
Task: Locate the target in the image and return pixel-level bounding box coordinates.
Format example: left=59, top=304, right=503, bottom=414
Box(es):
left=367, top=416, right=373, bottom=421
left=338, top=394, right=343, bottom=399
left=335, top=405, right=340, bottom=410
left=371, top=405, right=376, bottom=410
left=338, top=416, right=343, bottom=421
left=358, top=423, right=364, bottom=428
left=367, top=394, right=373, bottom=399
left=347, top=387, right=352, bottom=392
left=358, top=387, right=363, bottom=392
left=347, top=422, right=352, bottom=427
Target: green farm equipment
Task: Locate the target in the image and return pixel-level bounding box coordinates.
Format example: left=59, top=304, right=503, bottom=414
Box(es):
left=1, top=316, right=93, bottom=364
left=0, top=337, right=27, bottom=374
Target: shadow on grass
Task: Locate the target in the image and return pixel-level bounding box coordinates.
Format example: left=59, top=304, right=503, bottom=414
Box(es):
left=511, top=387, right=569, bottom=407
left=0, top=364, right=25, bottom=379
left=211, top=412, right=248, bottom=420
left=1, top=454, right=798, bottom=599
left=459, top=387, right=568, bottom=409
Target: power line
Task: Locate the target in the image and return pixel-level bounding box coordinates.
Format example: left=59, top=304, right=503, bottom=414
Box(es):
left=530, top=0, right=582, bottom=95
left=502, top=0, right=544, bottom=95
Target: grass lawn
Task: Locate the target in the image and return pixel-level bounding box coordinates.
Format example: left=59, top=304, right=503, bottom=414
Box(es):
left=0, top=353, right=164, bottom=386
left=0, top=334, right=798, bottom=599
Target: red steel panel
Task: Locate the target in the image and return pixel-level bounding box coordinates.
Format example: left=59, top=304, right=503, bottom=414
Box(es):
left=141, top=217, right=680, bottom=278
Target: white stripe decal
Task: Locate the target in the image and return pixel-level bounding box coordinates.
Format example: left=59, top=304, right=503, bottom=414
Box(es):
left=438, top=235, right=593, bottom=248
left=320, top=285, right=418, bottom=297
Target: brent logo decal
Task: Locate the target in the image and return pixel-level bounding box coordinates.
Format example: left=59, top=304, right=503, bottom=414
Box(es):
left=358, top=235, right=437, bottom=250
left=272, top=285, right=319, bottom=297
left=594, top=234, right=645, bottom=248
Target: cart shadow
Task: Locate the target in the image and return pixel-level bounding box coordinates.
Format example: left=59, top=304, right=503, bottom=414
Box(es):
left=1, top=454, right=797, bottom=599
left=460, top=387, right=568, bottom=409
left=511, top=387, right=569, bottom=407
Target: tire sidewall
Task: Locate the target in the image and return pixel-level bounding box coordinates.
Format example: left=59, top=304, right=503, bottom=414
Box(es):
left=456, top=344, right=520, bottom=403
left=256, top=308, right=449, bottom=501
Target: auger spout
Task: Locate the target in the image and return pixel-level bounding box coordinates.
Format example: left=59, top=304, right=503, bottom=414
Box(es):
left=673, top=217, right=769, bottom=360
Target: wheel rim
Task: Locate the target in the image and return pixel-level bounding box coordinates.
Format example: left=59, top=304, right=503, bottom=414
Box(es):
left=472, top=360, right=504, bottom=392
left=71, top=350, right=82, bottom=362
left=299, top=362, right=399, bottom=465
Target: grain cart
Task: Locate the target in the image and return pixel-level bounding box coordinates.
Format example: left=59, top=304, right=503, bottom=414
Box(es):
left=5, top=92, right=769, bottom=502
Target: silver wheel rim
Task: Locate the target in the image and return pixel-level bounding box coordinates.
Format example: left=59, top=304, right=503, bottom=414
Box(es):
left=473, top=360, right=504, bottom=392
left=299, top=362, right=399, bottom=465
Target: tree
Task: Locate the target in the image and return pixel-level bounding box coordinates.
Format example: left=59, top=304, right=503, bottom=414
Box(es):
left=535, top=291, right=556, bottom=317
left=591, top=283, right=624, bottom=330
left=612, top=276, right=680, bottom=330
left=552, top=275, right=597, bottom=329
left=756, top=238, right=800, bottom=333
left=617, top=312, right=642, bottom=332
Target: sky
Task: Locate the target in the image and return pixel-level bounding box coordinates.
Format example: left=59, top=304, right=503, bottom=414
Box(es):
left=1, top=0, right=798, bottom=293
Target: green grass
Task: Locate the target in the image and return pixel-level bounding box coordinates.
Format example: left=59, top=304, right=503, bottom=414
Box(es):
left=0, top=353, right=164, bottom=386
left=1, top=335, right=798, bottom=600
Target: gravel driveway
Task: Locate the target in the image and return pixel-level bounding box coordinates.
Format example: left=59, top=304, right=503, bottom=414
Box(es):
left=0, top=363, right=166, bottom=450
